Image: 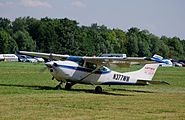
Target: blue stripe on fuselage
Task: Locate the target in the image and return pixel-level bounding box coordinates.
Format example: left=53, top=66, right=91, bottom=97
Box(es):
left=56, top=64, right=111, bottom=74
left=101, top=82, right=135, bottom=85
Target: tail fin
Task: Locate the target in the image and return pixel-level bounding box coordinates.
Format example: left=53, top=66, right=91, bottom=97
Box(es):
left=125, top=64, right=159, bottom=81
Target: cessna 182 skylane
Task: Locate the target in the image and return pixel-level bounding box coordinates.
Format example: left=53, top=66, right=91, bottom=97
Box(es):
left=18, top=51, right=165, bottom=93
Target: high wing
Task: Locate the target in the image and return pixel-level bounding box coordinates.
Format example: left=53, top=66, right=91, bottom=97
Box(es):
left=82, top=56, right=146, bottom=66
left=17, top=51, right=70, bottom=61
left=17, top=51, right=149, bottom=66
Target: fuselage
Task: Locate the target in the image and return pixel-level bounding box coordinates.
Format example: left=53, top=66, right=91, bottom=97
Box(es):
left=45, top=60, right=140, bottom=85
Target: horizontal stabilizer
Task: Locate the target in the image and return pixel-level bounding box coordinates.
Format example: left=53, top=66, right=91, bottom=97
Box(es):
left=136, top=80, right=170, bottom=85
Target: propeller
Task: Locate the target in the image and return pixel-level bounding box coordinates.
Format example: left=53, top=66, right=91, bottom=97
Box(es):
left=39, top=61, right=58, bottom=80
left=39, top=61, right=54, bottom=73
left=45, top=61, right=56, bottom=68
left=39, top=67, right=48, bottom=73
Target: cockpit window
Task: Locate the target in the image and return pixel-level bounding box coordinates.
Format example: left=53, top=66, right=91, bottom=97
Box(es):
left=85, top=62, right=97, bottom=70
left=78, top=59, right=84, bottom=66
left=98, top=66, right=110, bottom=72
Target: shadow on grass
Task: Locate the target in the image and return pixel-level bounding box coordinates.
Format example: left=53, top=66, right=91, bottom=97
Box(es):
left=111, top=88, right=155, bottom=93
left=0, top=83, right=155, bottom=96
left=0, top=83, right=55, bottom=90
left=65, top=89, right=134, bottom=96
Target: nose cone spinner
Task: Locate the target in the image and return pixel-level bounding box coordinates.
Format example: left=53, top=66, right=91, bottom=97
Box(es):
left=45, top=61, right=54, bottom=68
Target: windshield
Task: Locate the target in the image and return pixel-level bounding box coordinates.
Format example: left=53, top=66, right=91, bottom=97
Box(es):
left=98, top=66, right=110, bottom=72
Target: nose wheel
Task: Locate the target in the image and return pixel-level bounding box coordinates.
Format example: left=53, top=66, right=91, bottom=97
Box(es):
left=95, top=86, right=102, bottom=94
left=55, top=82, right=63, bottom=90
left=56, top=84, right=62, bottom=90
left=55, top=82, right=76, bottom=90
left=65, top=82, right=75, bottom=90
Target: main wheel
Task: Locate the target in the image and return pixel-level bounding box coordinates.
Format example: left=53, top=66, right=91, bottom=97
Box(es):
left=55, top=85, right=62, bottom=90
left=95, top=86, right=102, bottom=94
left=65, top=82, right=73, bottom=90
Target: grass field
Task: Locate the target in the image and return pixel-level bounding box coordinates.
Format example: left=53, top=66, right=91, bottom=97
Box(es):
left=0, top=62, right=185, bottom=120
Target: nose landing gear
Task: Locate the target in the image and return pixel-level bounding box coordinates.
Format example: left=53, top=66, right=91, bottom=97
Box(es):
left=95, top=86, right=102, bottom=94
left=55, top=81, right=103, bottom=94
left=65, top=82, right=76, bottom=90
left=55, top=82, right=63, bottom=90
left=55, top=82, right=76, bottom=90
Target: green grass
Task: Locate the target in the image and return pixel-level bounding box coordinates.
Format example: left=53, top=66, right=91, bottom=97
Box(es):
left=0, top=62, right=185, bottom=120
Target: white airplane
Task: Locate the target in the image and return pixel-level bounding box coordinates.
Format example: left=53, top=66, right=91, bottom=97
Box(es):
left=18, top=51, right=167, bottom=93
left=145, top=54, right=173, bottom=67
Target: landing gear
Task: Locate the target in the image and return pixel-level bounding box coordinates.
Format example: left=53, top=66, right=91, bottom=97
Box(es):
left=56, top=84, right=62, bottom=90
left=95, top=86, right=102, bottom=94
left=55, top=82, right=76, bottom=90
left=55, top=82, right=63, bottom=90
left=65, top=82, right=75, bottom=90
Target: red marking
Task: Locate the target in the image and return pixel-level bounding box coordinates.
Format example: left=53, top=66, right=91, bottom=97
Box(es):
left=145, top=67, right=155, bottom=71
left=144, top=67, right=155, bottom=74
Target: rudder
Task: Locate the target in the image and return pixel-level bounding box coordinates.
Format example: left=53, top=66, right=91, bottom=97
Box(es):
left=124, top=64, right=159, bottom=81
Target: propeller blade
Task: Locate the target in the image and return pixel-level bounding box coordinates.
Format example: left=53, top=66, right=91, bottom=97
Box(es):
left=39, top=67, right=48, bottom=73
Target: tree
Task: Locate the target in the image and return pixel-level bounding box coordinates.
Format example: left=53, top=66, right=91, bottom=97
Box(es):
left=0, top=30, right=17, bottom=53
left=126, top=28, right=140, bottom=56
left=149, top=34, right=160, bottom=55
left=0, top=17, right=12, bottom=34
left=112, top=29, right=128, bottom=54
left=13, top=30, right=36, bottom=51
left=0, top=16, right=185, bottom=59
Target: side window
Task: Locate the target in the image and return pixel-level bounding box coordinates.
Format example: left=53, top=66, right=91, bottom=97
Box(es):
left=85, top=62, right=97, bottom=70
left=78, top=59, right=84, bottom=66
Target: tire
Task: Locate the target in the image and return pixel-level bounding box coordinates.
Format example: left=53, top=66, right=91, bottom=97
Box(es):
left=65, top=83, right=72, bottom=90
left=95, top=86, right=102, bottom=94
left=56, top=85, right=62, bottom=90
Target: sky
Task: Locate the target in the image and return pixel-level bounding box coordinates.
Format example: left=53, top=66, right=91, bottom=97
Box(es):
left=0, top=0, right=185, bottom=39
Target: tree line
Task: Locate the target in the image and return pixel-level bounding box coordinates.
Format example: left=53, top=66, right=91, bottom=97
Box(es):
left=0, top=17, right=185, bottom=59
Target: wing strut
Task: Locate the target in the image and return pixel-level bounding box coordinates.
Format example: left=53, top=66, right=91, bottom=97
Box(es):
left=79, top=65, right=103, bottom=82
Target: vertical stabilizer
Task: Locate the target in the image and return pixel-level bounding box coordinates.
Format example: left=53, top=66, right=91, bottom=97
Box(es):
left=125, top=64, right=159, bottom=81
